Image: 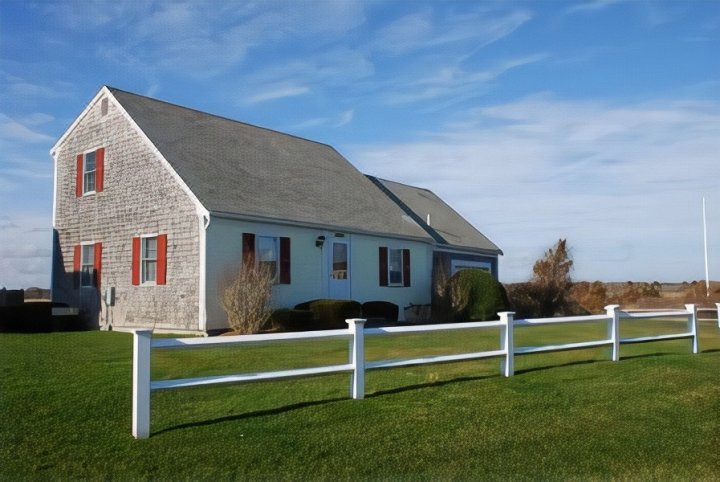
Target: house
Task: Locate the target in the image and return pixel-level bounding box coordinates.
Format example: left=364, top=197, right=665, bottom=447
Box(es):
left=51, top=86, right=502, bottom=333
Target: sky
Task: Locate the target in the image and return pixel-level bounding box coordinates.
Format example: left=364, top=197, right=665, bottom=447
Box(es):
left=1, top=0, right=719, bottom=289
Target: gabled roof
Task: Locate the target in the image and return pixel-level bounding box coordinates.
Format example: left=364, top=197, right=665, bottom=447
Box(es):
left=367, top=176, right=502, bottom=255
left=108, top=87, right=431, bottom=241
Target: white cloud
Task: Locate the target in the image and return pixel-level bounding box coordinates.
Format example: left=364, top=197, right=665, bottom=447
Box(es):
left=0, top=214, right=52, bottom=289
left=0, top=114, right=54, bottom=143
left=373, top=7, right=532, bottom=55
left=565, top=0, right=631, bottom=14
left=245, top=85, right=310, bottom=104
left=347, top=96, right=720, bottom=282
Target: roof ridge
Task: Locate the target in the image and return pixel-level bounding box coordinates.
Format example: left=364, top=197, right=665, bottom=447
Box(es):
left=106, top=86, right=337, bottom=151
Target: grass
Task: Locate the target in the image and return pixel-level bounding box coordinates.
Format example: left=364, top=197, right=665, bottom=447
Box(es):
left=1, top=318, right=719, bottom=481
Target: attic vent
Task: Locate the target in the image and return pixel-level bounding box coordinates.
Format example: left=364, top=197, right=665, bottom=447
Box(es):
left=100, top=97, right=108, bottom=116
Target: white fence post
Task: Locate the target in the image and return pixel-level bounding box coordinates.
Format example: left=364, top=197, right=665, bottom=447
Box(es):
left=132, top=330, right=152, bottom=439
left=499, top=312, right=515, bottom=377
left=716, top=303, right=720, bottom=329
left=347, top=319, right=366, bottom=399
left=685, top=304, right=698, bottom=354
left=605, top=305, right=621, bottom=361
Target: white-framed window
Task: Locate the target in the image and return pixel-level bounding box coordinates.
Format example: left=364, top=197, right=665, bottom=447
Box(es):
left=257, top=236, right=279, bottom=281
left=83, top=150, right=96, bottom=194
left=141, top=236, right=158, bottom=284
left=451, top=259, right=492, bottom=276
left=388, top=248, right=404, bottom=286
left=80, top=243, right=95, bottom=287
left=380, top=246, right=410, bottom=287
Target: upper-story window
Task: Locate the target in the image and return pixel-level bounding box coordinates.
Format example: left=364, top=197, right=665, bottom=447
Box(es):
left=75, top=148, right=105, bottom=197
left=141, top=236, right=158, bottom=283
left=83, top=151, right=96, bottom=194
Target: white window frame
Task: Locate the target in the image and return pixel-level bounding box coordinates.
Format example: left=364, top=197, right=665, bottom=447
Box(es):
left=387, top=248, right=404, bottom=287
left=80, top=242, right=95, bottom=288
left=141, top=235, right=158, bottom=285
left=451, top=259, right=492, bottom=276
left=257, top=236, right=279, bottom=283
left=82, top=150, right=97, bottom=195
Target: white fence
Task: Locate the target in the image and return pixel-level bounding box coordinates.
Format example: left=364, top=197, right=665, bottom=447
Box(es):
left=132, top=303, right=712, bottom=438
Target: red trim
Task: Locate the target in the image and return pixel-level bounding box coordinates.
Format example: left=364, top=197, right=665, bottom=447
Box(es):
left=157, top=234, right=167, bottom=285
left=279, top=237, right=291, bottom=284
left=402, top=249, right=411, bottom=287
left=242, top=233, right=256, bottom=268
left=379, top=247, right=388, bottom=286
left=73, top=244, right=81, bottom=288
left=94, top=243, right=102, bottom=288
left=131, top=237, right=140, bottom=286
left=95, top=148, right=105, bottom=192
left=75, top=154, right=83, bottom=197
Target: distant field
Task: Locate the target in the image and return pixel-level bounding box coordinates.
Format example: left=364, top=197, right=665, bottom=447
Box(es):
left=2, top=319, right=719, bottom=480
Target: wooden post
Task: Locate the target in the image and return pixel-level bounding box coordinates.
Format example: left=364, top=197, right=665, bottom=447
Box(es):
left=499, top=312, right=514, bottom=377
left=347, top=319, right=366, bottom=400
left=605, top=305, right=621, bottom=361
left=685, top=304, right=698, bottom=354
left=132, top=330, right=152, bottom=439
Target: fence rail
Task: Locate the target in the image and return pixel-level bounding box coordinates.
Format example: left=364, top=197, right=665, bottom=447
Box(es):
left=132, top=303, right=716, bottom=438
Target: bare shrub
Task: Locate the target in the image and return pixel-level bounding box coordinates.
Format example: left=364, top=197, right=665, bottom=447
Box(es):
left=531, top=239, right=573, bottom=317
left=220, top=259, right=274, bottom=334
left=571, top=281, right=607, bottom=313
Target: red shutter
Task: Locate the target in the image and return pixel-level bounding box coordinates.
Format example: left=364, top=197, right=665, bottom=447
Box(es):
left=242, top=233, right=256, bottom=268
left=379, top=247, right=388, bottom=286
left=279, top=237, right=291, bottom=284
left=94, top=243, right=102, bottom=288
left=75, top=154, right=83, bottom=197
left=131, top=237, right=141, bottom=285
left=95, top=148, right=105, bottom=192
left=73, top=244, right=81, bottom=288
left=157, top=234, right=167, bottom=285
left=402, top=249, right=411, bottom=287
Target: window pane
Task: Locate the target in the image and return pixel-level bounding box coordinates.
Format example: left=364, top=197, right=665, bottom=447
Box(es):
left=258, top=237, right=278, bottom=279
left=84, top=172, right=95, bottom=193
left=85, top=151, right=96, bottom=172
left=143, top=260, right=156, bottom=283
left=389, top=249, right=402, bottom=285
left=143, top=238, right=157, bottom=259
left=81, top=245, right=94, bottom=287
left=141, top=237, right=157, bottom=283
left=332, top=243, right=347, bottom=280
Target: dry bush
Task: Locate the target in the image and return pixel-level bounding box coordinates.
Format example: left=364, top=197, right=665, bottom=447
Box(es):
left=530, top=239, right=574, bottom=317
left=571, top=281, right=607, bottom=313
left=220, top=259, right=274, bottom=334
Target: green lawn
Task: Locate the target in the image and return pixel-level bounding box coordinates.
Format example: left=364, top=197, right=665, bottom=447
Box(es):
left=1, top=319, right=719, bottom=481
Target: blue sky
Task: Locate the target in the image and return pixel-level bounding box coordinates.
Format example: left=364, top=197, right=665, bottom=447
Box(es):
left=1, top=0, right=719, bottom=289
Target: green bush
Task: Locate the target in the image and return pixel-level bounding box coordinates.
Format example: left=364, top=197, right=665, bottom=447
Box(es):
left=294, top=299, right=362, bottom=330
left=446, top=270, right=510, bottom=322
left=268, top=309, right=315, bottom=331
left=361, top=301, right=399, bottom=322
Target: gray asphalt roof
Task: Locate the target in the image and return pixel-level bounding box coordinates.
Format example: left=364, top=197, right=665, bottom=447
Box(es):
left=368, top=177, right=503, bottom=255
left=109, top=88, right=431, bottom=241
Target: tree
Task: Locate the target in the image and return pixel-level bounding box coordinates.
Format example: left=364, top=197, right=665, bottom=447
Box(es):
left=531, top=239, right=573, bottom=317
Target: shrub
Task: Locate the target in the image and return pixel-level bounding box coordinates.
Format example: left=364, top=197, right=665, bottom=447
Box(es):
left=446, top=270, right=510, bottom=322
left=361, top=301, right=399, bottom=322
left=294, top=299, right=362, bottom=330
left=220, top=261, right=274, bottom=334
left=269, top=309, right=315, bottom=332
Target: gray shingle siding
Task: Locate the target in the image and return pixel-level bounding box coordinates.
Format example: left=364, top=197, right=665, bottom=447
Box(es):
left=52, top=91, right=201, bottom=331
